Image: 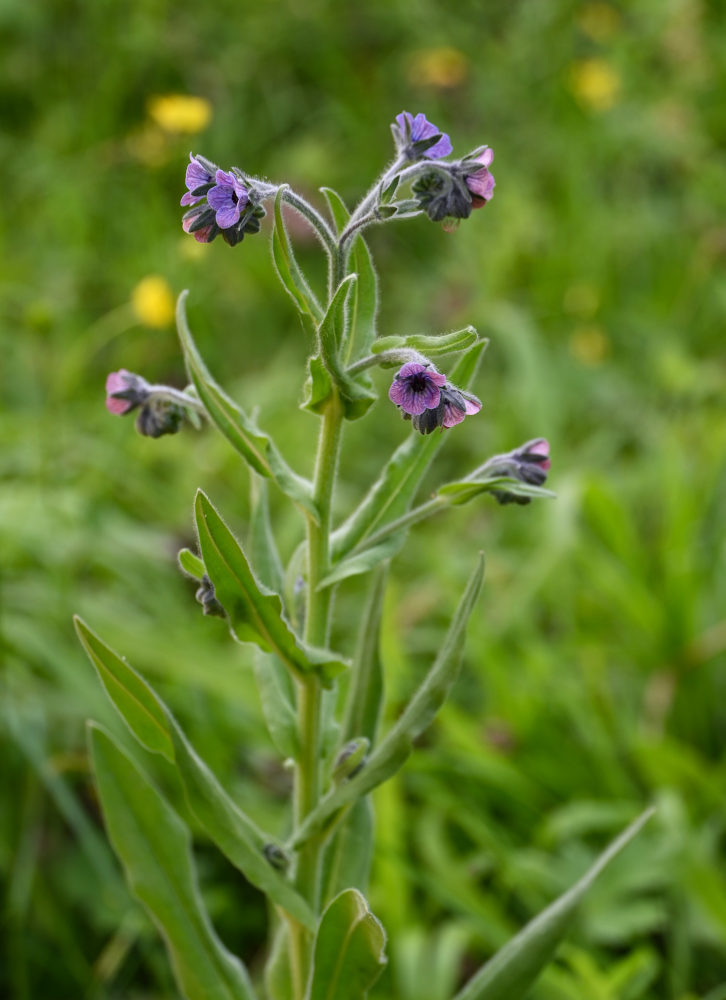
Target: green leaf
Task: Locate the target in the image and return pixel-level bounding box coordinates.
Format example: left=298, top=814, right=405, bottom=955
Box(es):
left=318, top=275, right=376, bottom=421
left=77, top=621, right=314, bottom=925
left=271, top=186, right=324, bottom=328
left=321, top=798, right=374, bottom=903
left=318, top=536, right=403, bottom=589
left=176, top=291, right=317, bottom=520
left=253, top=650, right=299, bottom=760
left=179, top=547, right=206, bottom=580
left=331, top=340, right=487, bottom=560
left=74, top=617, right=174, bottom=761
left=302, top=355, right=334, bottom=415
left=307, top=889, right=387, bottom=1000
left=372, top=328, right=480, bottom=357
left=452, top=808, right=656, bottom=1000
left=437, top=477, right=556, bottom=507
left=290, top=555, right=484, bottom=847
left=88, top=724, right=257, bottom=1000
left=195, top=490, right=347, bottom=683
left=321, top=187, right=378, bottom=364
left=341, top=564, right=387, bottom=746
left=249, top=474, right=285, bottom=596
left=167, top=717, right=315, bottom=930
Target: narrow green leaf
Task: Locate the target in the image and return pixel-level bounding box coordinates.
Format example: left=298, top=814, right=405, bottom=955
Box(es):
left=77, top=622, right=313, bottom=925
left=249, top=474, right=285, bottom=596
left=291, top=555, right=484, bottom=847
left=271, top=186, right=324, bottom=327
left=167, top=718, right=315, bottom=930
left=318, top=536, right=403, bottom=589
left=321, top=187, right=378, bottom=363
left=253, top=651, right=299, bottom=760
left=331, top=340, right=487, bottom=560
left=176, top=291, right=317, bottom=520
left=195, top=490, right=347, bottom=683
left=321, top=798, right=375, bottom=903
left=89, top=725, right=257, bottom=1000
left=341, top=564, right=387, bottom=746
left=307, top=889, right=387, bottom=1000
left=179, top=547, right=206, bottom=580
left=453, top=808, right=656, bottom=1000
left=74, top=617, right=174, bottom=761
left=372, top=328, right=479, bottom=357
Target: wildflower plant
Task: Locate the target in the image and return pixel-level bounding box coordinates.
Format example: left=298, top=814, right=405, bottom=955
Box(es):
left=76, top=111, right=652, bottom=1000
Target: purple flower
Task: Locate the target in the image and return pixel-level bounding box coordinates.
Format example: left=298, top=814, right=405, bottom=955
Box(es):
left=207, top=169, right=250, bottom=229
left=389, top=362, right=447, bottom=415
left=481, top=438, right=552, bottom=504
left=180, top=153, right=215, bottom=207
left=465, top=147, right=496, bottom=208
left=394, top=111, right=453, bottom=160
left=105, top=369, right=150, bottom=415
left=411, top=385, right=482, bottom=434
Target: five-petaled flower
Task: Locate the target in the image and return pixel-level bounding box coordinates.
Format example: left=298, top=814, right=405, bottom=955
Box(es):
left=389, top=362, right=447, bottom=415
left=389, top=363, right=481, bottom=434
left=394, top=111, right=453, bottom=160
left=207, top=170, right=250, bottom=229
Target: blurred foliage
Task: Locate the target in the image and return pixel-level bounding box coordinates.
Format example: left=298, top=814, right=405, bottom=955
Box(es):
left=2, top=0, right=726, bottom=997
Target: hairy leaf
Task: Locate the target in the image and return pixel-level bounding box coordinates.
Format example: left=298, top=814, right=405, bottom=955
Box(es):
left=307, top=889, right=387, bottom=1000
left=89, top=725, right=257, bottom=1000
left=271, top=186, right=324, bottom=328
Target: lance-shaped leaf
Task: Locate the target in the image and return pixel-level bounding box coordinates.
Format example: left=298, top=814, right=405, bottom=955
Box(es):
left=271, top=186, right=324, bottom=329
left=290, top=555, right=484, bottom=848
left=89, top=724, right=257, bottom=1000
left=321, top=187, right=379, bottom=364
left=76, top=620, right=315, bottom=928
left=317, top=275, right=376, bottom=421
left=195, top=490, right=347, bottom=684
left=74, top=616, right=174, bottom=761
left=177, top=291, right=317, bottom=520
left=331, top=340, right=486, bottom=560
left=319, top=536, right=402, bottom=589
left=372, top=328, right=479, bottom=358
left=306, top=889, right=387, bottom=1000
left=453, top=808, right=655, bottom=1000
left=168, top=717, right=315, bottom=929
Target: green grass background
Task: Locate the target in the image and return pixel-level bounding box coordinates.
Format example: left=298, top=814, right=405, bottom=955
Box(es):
left=2, top=0, right=726, bottom=997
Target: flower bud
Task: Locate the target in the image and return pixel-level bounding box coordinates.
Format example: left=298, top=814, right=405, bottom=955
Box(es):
left=105, top=370, right=151, bottom=415
left=263, top=843, right=290, bottom=871
left=332, top=738, right=370, bottom=784
left=480, top=438, right=551, bottom=505
left=412, top=166, right=474, bottom=222
left=194, top=574, right=225, bottom=617
left=135, top=397, right=185, bottom=438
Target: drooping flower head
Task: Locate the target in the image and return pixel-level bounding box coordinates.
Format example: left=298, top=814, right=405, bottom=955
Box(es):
left=207, top=169, right=250, bottom=229
left=389, top=362, right=481, bottom=435
left=393, top=111, right=453, bottom=160
left=464, top=147, right=496, bottom=208
left=389, top=362, right=447, bottom=415
left=105, top=370, right=186, bottom=438
left=479, top=438, right=552, bottom=504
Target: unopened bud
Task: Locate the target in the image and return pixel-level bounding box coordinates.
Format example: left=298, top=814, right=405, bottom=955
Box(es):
left=195, top=574, right=225, bottom=617
left=332, top=738, right=370, bottom=784
left=263, top=843, right=290, bottom=871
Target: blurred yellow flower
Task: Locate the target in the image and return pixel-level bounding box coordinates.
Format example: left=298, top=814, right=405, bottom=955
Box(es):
left=570, top=325, right=610, bottom=366
left=578, top=3, right=621, bottom=43
left=179, top=236, right=209, bottom=260
left=569, top=58, right=621, bottom=111
left=407, top=47, right=469, bottom=88
left=148, top=94, right=212, bottom=134
left=131, top=276, right=175, bottom=328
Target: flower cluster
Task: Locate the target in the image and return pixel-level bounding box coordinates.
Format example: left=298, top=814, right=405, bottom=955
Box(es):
left=412, top=147, right=496, bottom=223
left=181, top=154, right=266, bottom=246
left=105, top=370, right=186, bottom=438
left=389, top=362, right=481, bottom=434
left=479, top=438, right=551, bottom=504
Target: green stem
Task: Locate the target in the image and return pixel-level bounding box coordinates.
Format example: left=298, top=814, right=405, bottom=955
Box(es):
left=291, top=392, right=345, bottom=991
left=281, top=187, right=337, bottom=259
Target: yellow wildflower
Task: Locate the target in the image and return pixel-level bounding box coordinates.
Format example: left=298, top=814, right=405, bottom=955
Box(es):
left=569, top=58, right=621, bottom=111
left=148, top=94, right=212, bottom=134
left=131, top=276, right=175, bottom=328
